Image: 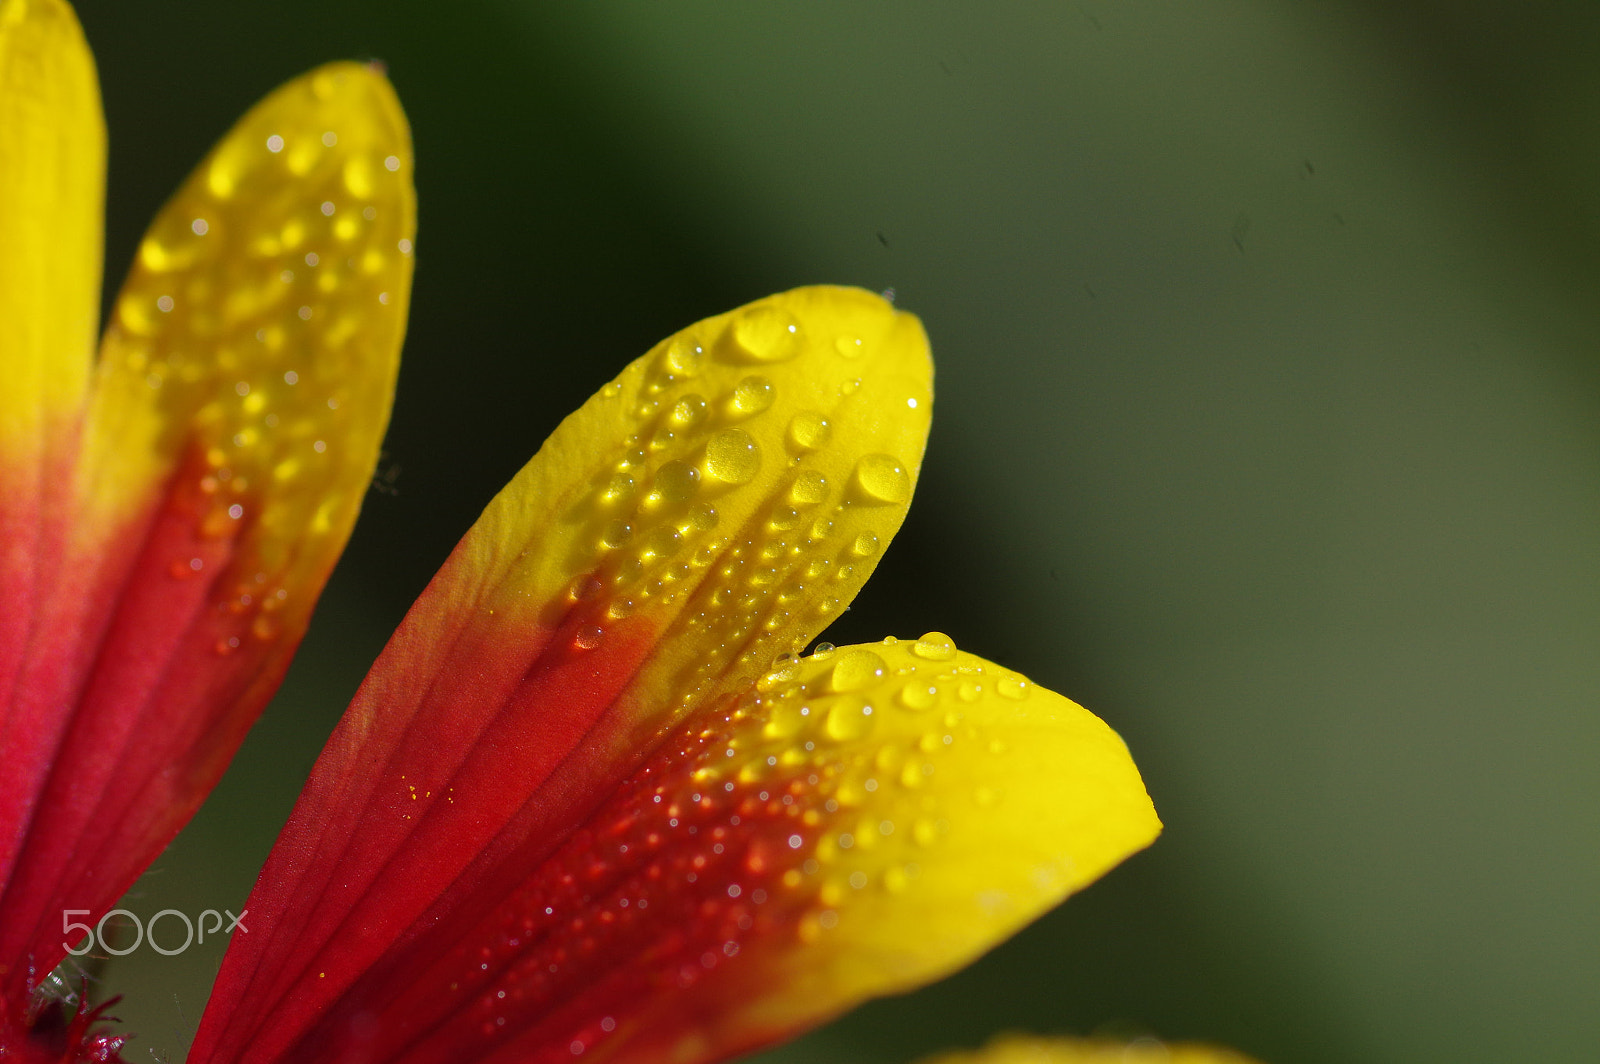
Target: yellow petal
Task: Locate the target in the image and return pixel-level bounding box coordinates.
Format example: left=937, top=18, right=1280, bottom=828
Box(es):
left=917, top=1035, right=1268, bottom=1064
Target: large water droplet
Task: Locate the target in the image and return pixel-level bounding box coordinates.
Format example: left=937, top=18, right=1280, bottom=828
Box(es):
left=725, top=304, right=802, bottom=363
left=851, top=454, right=910, bottom=504
left=912, top=632, right=957, bottom=661
left=830, top=649, right=887, bottom=692
left=704, top=429, right=760, bottom=485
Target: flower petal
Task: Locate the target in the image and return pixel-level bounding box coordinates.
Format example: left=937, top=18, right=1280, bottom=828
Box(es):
left=207, top=639, right=1156, bottom=1064
left=191, top=288, right=932, bottom=1064
left=916, top=1035, right=1266, bottom=1064
left=0, top=0, right=102, bottom=889
left=0, top=61, right=413, bottom=992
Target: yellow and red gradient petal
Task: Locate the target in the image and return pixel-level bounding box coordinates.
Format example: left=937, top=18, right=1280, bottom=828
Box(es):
left=916, top=1035, right=1267, bottom=1064
left=202, top=638, right=1156, bottom=1064
left=190, top=288, right=931, bottom=1064
left=0, top=0, right=102, bottom=892
left=0, top=61, right=413, bottom=994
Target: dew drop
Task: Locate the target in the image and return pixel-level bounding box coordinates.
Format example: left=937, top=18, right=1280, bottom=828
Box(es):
left=958, top=680, right=982, bottom=703
left=574, top=625, right=605, bottom=650
left=997, top=675, right=1032, bottom=700
left=825, top=698, right=875, bottom=742
left=830, top=649, right=887, bottom=692
left=668, top=394, right=707, bottom=430
left=852, top=454, right=911, bottom=505
left=653, top=460, right=701, bottom=504
left=789, top=470, right=827, bottom=507
left=835, top=336, right=864, bottom=359
left=812, top=642, right=837, bottom=661
left=725, top=304, right=802, bottom=363
left=850, top=531, right=879, bottom=558
left=729, top=375, right=775, bottom=417
left=663, top=340, right=706, bottom=378
left=600, top=382, right=622, bottom=399
left=899, top=682, right=938, bottom=711
left=912, top=631, right=957, bottom=661
left=704, top=429, right=760, bottom=485
left=786, top=412, right=831, bottom=453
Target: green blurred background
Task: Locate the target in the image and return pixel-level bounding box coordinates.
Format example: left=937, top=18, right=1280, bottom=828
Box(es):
left=68, top=2, right=1597, bottom=1062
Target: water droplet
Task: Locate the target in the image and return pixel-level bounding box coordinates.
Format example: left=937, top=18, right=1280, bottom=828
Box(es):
left=663, top=340, right=706, bottom=378
left=812, top=642, right=837, bottom=661
left=568, top=573, right=603, bottom=602
left=850, top=532, right=879, bottom=558
left=600, top=382, right=622, bottom=399
left=825, top=698, right=875, bottom=741
left=786, top=412, right=831, bottom=453
left=835, top=336, right=864, bottom=359
left=725, top=304, right=802, bottom=363
left=852, top=454, right=911, bottom=504
left=899, top=682, right=937, bottom=711
left=912, top=632, right=957, bottom=661
left=729, top=375, right=775, bottom=417
left=668, top=394, right=707, bottom=429
left=653, top=460, right=701, bottom=504
left=830, top=649, right=886, bottom=692
left=840, top=378, right=861, bottom=396
left=789, top=470, right=827, bottom=507
left=957, top=680, right=982, bottom=703
left=704, top=429, right=760, bottom=485
left=574, top=626, right=605, bottom=650
left=997, top=675, right=1032, bottom=700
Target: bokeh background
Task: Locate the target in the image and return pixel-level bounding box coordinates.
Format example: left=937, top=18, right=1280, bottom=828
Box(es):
left=68, top=2, right=1597, bottom=1062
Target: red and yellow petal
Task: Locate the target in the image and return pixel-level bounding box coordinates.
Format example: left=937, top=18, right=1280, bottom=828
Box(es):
left=917, top=1035, right=1266, bottom=1064
left=204, top=639, right=1157, bottom=1064
left=0, top=0, right=103, bottom=896
left=0, top=60, right=413, bottom=993
left=191, top=287, right=932, bottom=1064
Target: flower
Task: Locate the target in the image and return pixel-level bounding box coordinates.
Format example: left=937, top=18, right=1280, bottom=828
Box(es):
left=181, top=280, right=1161, bottom=1061
left=0, top=0, right=413, bottom=1055
left=3, top=3, right=1169, bottom=1062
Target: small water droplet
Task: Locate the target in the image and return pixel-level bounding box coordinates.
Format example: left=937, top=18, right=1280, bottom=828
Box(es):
left=704, top=429, right=760, bottom=485
left=789, top=470, right=827, bottom=507
left=574, top=625, right=606, bottom=650
left=835, top=336, right=864, bottom=359
left=958, top=680, right=982, bottom=703
left=786, top=412, right=831, bottom=453
left=725, top=304, right=802, bottom=363
left=825, top=698, right=875, bottom=741
left=729, top=375, right=775, bottom=417
left=852, top=454, right=911, bottom=504
left=653, top=460, right=701, bottom=504
left=600, top=381, right=622, bottom=399
left=997, top=675, right=1031, bottom=700
left=663, top=339, right=706, bottom=378
left=899, top=682, right=937, bottom=711
left=812, top=642, right=836, bottom=661
left=830, top=648, right=886, bottom=692
left=850, top=532, right=880, bottom=557
left=669, top=394, right=707, bottom=429
left=912, top=632, right=957, bottom=661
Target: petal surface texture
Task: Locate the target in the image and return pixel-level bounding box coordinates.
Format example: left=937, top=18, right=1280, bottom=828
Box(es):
left=206, top=637, right=1156, bottom=1064
left=0, top=57, right=414, bottom=995
left=917, top=1035, right=1266, bottom=1064
left=191, top=287, right=936, bottom=1064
